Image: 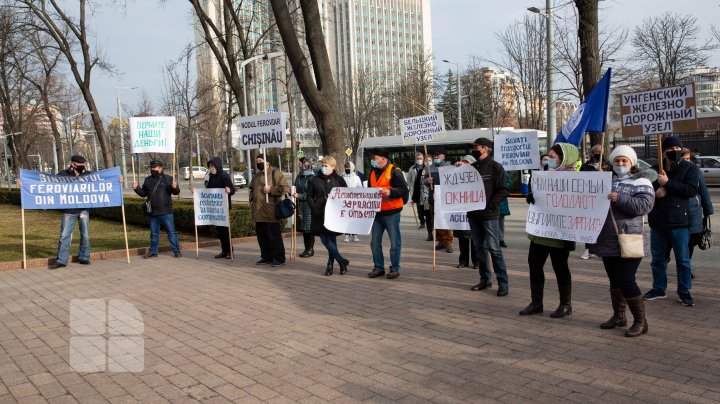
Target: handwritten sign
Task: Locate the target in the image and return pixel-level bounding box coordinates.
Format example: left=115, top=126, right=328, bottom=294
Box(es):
left=129, top=116, right=177, bottom=153
left=324, top=187, right=382, bottom=235
left=525, top=171, right=612, bottom=243
left=193, top=188, right=230, bottom=227
left=495, top=131, right=540, bottom=171
left=436, top=164, right=486, bottom=213
left=399, top=113, right=446, bottom=144
left=20, top=168, right=123, bottom=210
left=237, top=112, right=286, bottom=150
left=433, top=186, right=471, bottom=230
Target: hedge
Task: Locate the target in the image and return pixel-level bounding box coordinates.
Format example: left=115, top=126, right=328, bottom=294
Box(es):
left=0, top=189, right=273, bottom=238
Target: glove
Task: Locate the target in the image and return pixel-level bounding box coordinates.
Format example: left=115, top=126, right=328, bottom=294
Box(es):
left=526, top=192, right=535, bottom=204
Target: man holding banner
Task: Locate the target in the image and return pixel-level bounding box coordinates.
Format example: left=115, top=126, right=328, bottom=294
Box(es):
left=133, top=161, right=181, bottom=258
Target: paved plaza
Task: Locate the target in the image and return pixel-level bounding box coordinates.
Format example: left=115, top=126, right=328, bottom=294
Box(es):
left=1, top=199, right=720, bottom=403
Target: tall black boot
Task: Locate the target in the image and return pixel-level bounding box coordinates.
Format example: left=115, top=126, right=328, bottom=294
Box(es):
left=550, top=284, right=572, bottom=318
left=519, top=283, right=544, bottom=315
left=600, top=288, right=627, bottom=329
left=300, top=233, right=314, bottom=257
left=625, top=295, right=648, bottom=337
left=324, top=257, right=334, bottom=276
left=338, top=257, right=349, bottom=275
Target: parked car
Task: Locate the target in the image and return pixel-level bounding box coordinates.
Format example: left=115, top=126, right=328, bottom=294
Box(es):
left=182, top=166, right=208, bottom=180
left=695, top=156, right=720, bottom=186
left=203, top=168, right=246, bottom=188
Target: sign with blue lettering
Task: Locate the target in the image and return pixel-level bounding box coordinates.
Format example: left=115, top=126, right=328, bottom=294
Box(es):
left=19, top=167, right=123, bottom=210
left=129, top=116, right=177, bottom=153
left=495, top=131, right=540, bottom=171
left=193, top=188, right=230, bottom=227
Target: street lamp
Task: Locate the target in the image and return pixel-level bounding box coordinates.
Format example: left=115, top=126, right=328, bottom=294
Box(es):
left=528, top=0, right=556, bottom=148
left=117, top=86, right=138, bottom=188
left=64, top=111, right=93, bottom=160
left=240, top=51, right=284, bottom=183
left=442, top=59, right=462, bottom=130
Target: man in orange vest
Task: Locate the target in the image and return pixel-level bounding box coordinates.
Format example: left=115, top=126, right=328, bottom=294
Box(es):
left=367, top=149, right=409, bottom=279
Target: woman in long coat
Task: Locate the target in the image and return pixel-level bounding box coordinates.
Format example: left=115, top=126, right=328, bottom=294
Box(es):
left=294, top=162, right=315, bottom=257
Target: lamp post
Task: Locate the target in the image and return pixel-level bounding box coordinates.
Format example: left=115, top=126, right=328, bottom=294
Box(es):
left=442, top=59, right=462, bottom=130
left=528, top=0, right=555, bottom=148
left=117, top=86, right=138, bottom=188
left=64, top=111, right=93, bottom=159
left=240, top=51, right=284, bottom=183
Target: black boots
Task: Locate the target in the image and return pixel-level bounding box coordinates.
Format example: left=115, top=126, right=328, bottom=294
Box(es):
left=338, top=258, right=349, bottom=275
left=549, top=284, right=572, bottom=318
left=600, top=288, right=627, bottom=329
left=625, top=295, right=648, bottom=337
left=519, top=283, right=544, bottom=315
left=324, top=258, right=334, bottom=276
left=300, top=233, right=315, bottom=257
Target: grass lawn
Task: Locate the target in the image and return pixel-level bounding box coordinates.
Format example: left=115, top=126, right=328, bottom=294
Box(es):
left=0, top=204, right=207, bottom=262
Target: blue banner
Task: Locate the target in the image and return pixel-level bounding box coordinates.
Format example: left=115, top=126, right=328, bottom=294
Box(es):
left=20, top=167, right=124, bottom=210
left=555, top=68, right=612, bottom=147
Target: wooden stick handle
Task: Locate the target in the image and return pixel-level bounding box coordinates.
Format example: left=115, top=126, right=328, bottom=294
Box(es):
left=121, top=203, right=130, bottom=264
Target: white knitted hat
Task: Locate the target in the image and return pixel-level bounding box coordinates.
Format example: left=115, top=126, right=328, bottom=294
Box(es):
left=608, top=145, right=637, bottom=166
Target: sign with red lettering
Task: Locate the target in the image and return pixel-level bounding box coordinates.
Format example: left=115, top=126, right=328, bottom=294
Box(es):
left=434, top=185, right=471, bottom=230
left=436, top=164, right=486, bottom=214
left=324, top=187, right=382, bottom=235
left=525, top=171, right=612, bottom=243
left=621, top=84, right=698, bottom=136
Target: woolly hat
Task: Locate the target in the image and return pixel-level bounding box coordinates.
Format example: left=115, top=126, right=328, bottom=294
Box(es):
left=461, top=155, right=476, bottom=164
left=661, top=136, right=683, bottom=151
left=608, top=146, right=637, bottom=166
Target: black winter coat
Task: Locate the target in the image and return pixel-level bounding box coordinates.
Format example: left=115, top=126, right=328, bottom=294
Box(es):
left=307, top=172, right=347, bottom=235
left=467, top=157, right=509, bottom=221
left=648, top=159, right=699, bottom=230
left=134, top=173, right=180, bottom=216
left=205, top=157, right=236, bottom=208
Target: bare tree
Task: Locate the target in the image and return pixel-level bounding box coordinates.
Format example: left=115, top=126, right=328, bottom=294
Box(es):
left=632, top=12, right=717, bottom=87
left=17, top=0, right=116, bottom=168
left=393, top=49, right=435, bottom=120
left=340, top=66, right=389, bottom=154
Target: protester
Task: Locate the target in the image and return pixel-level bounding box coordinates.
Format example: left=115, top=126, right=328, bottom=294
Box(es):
left=368, top=149, right=409, bottom=279
left=454, top=155, right=477, bottom=269
left=205, top=157, right=236, bottom=259
left=645, top=136, right=700, bottom=306
left=133, top=161, right=181, bottom=258
left=249, top=154, right=291, bottom=267
left=294, top=161, right=315, bottom=257
left=579, top=144, right=609, bottom=260
left=589, top=146, right=656, bottom=337
left=425, top=151, right=454, bottom=253
left=413, top=155, right=434, bottom=241
left=680, top=149, right=713, bottom=261
left=48, top=155, right=100, bottom=269
left=467, top=138, right=510, bottom=296
left=308, top=157, right=349, bottom=276
left=540, top=154, right=550, bottom=169
left=520, top=143, right=579, bottom=315
left=406, top=152, right=427, bottom=229
left=498, top=171, right=512, bottom=248
left=341, top=161, right=363, bottom=243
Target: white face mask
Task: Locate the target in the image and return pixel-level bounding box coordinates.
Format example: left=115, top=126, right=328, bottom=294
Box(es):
left=613, top=165, right=631, bottom=176
left=416, top=159, right=424, bottom=166
left=546, top=159, right=559, bottom=170
left=209, top=167, right=217, bottom=175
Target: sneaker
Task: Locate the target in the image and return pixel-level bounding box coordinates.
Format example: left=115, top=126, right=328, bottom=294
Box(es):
left=580, top=249, right=591, bottom=260
left=678, top=292, right=694, bottom=306
left=352, top=235, right=360, bottom=242
left=643, top=288, right=666, bottom=300
left=344, top=235, right=350, bottom=242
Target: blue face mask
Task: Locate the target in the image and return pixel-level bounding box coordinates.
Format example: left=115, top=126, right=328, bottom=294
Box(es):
left=613, top=165, right=631, bottom=176
left=433, top=159, right=442, bottom=165
left=321, top=167, right=332, bottom=175
left=546, top=159, right=559, bottom=170
left=370, top=160, right=379, bottom=168
left=303, top=169, right=314, bottom=175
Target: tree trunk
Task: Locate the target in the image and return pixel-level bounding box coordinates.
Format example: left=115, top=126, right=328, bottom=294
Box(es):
left=575, top=0, right=602, bottom=146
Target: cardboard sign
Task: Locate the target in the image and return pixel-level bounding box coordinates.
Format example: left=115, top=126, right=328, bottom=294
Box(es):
left=399, top=113, right=446, bottom=144
left=436, top=164, right=486, bottom=213
left=495, top=131, right=540, bottom=171
left=20, top=167, right=123, bottom=210
left=193, top=188, right=230, bottom=227
left=129, top=116, right=177, bottom=153
left=237, top=112, right=286, bottom=150
left=323, top=187, right=382, bottom=235
left=621, top=84, right=698, bottom=136
left=525, top=171, right=612, bottom=243
left=433, top=186, right=471, bottom=230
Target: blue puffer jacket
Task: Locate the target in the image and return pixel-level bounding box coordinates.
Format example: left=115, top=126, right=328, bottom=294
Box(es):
left=589, top=168, right=656, bottom=257
left=688, top=171, right=714, bottom=235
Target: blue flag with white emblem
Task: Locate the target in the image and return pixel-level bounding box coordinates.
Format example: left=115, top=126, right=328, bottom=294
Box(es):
left=555, top=68, right=612, bottom=147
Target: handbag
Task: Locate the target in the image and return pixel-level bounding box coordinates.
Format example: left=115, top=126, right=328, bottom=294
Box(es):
left=698, top=216, right=713, bottom=251
left=141, top=177, right=164, bottom=215
left=269, top=168, right=295, bottom=219
left=610, top=208, right=644, bottom=259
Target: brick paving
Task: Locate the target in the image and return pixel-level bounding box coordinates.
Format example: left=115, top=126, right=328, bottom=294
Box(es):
left=1, top=198, right=720, bottom=403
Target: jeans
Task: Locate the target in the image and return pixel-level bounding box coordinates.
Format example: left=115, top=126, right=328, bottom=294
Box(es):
left=149, top=214, right=180, bottom=254
left=602, top=256, right=642, bottom=298
left=651, top=227, right=692, bottom=294
left=320, top=233, right=344, bottom=263
left=371, top=212, right=402, bottom=272
left=470, top=218, right=508, bottom=285
left=57, top=211, right=90, bottom=265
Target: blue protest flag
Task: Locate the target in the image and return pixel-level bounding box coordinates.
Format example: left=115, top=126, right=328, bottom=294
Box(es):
left=19, top=167, right=124, bottom=210
left=555, top=68, right=612, bottom=147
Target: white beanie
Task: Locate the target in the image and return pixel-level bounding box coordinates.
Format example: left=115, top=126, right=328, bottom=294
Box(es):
left=608, top=146, right=637, bottom=166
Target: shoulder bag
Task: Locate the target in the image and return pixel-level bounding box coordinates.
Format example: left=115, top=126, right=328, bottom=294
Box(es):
left=270, top=169, right=295, bottom=219
left=142, top=177, right=164, bottom=215
left=698, top=216, right=713, bottom=251
left=610, top=207, right=644, bottom=259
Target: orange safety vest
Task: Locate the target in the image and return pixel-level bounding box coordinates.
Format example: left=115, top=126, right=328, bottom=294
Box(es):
left=370, top=164, right=404, bottom=211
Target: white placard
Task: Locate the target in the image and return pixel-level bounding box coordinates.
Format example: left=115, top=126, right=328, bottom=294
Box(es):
left=324, top=187, right=382, bottom=235
left=621, top=84, right=697, bottom=136
left=525, top=171, right=612, bottom=243
left=237, top=112, right=286, bottom=150
left=399, top=112, right=446, bottom=144
left=436, top=164, right=486, bottom=214
left=433, top=186, right=471, bottom=230
left=129, top=116, right=176, bottom=153
left=495, top=131, right=540, bottom=171
left=193, top=188, right=230, bottom=227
